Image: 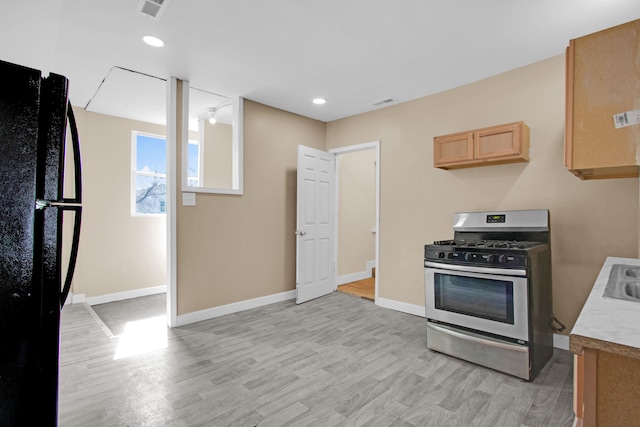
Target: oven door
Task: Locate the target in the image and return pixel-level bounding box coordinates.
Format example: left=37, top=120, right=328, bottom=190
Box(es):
left=424, top=261, right=528, bottom=342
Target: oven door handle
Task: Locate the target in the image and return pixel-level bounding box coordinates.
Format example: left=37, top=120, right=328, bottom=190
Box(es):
left=424, top=261, right=526, bottom=277
left=428, top=322, right=528, bottom=352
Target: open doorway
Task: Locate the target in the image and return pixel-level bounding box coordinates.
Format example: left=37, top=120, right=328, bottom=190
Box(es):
left=71, top=67, right=170, bottom=341
left=331, top=142, right=380, bottom=303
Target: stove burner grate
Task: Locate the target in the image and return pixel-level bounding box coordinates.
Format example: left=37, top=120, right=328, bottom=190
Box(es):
left=431, top=239, right=538, bottom=250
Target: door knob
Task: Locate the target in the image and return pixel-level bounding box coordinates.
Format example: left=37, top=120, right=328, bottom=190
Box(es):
left=295, top=230, right=307, bottom=236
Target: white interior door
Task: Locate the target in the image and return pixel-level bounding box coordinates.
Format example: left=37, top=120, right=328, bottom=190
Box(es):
left=296, top=145, right=336, bottom=304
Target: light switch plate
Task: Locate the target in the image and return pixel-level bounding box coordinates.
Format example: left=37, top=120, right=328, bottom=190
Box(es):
left=182, top=192, right=196, bottom=206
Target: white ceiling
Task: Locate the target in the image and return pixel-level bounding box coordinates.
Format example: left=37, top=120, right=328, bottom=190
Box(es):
left=84, top=66, right=233, bottom=130
left=1, top=0, right=639, bottom=123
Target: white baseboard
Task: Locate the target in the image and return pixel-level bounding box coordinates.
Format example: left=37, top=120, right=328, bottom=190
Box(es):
left=337, top=271, right=371, bottom=286
left=64, top=291, right=74, bottom=305
left=337, top=260, right=376, bottom=286
left=553, top=333, right=570, bottom=351
left=376, top=297, right=570, bottom=351
left=73, top=285, right=167, bottom=306
left=176, top=290, right=296, bottom=327
left=366, top=259, right=376, bottom=275
left=376, top=297, right=425, bottom=317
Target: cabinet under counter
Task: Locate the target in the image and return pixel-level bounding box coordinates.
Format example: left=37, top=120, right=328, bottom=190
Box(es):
left=570, top=257, right=640, bottom=427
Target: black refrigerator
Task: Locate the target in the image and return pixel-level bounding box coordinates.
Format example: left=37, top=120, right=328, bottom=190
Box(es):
left=0, top=60, right=82, bottom=426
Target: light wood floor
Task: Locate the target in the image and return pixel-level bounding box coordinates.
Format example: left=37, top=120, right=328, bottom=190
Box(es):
left=337, top=277, right=375, bottom=300
left=59, top=292, right=574, bottom=426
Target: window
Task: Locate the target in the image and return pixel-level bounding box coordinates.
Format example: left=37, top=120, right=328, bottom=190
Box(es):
left=186, top=140, right=200, bottom=187
left=132, top=132, right=166, bottom=215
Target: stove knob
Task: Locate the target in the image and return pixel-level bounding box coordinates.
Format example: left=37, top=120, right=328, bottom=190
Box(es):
left=447, top=252, right=454, bottom=259
left=497, top=254, right=506, bottom=264
left=486, top=254, right=495, bottom=263
left=464, top=253, right=473, bottom=262
left=437, top=251, right=445, bottom=259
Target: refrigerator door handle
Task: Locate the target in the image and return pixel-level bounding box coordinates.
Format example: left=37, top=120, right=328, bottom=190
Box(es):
left=60, top=102, right=83, bottom=308
left=61, top=101, right=82, bottom=204
left=60, top=205, right=81, bottom=308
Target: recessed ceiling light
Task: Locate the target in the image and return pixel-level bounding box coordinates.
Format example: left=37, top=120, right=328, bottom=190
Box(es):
left=312, top=98, right=326, bottom=105
left=143, top=35, right=164, bottom=47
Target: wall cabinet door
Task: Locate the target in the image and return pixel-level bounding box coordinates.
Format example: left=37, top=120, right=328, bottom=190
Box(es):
left=434, top=121, right=529, bottom=170
left=475, top=123, right=523, bottom=160
left=565, top=19, right=640, bottom=180
left=434, top=132, right=474, bottom=167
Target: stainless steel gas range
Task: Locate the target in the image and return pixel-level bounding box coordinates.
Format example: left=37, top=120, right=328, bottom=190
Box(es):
left=424, top=209, right=553, bottom=380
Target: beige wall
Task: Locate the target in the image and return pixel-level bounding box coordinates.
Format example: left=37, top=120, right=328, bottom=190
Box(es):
left=73, top=54, right=638, bottom=334
left=72, top=109, right=167, bottom=298
left=337, top=149, right=376, bottom=276
left=202, top=121, right=233, bottom=188
left=326, top=54, right=639, bottom=333
left=176, top=100, right=326, bottom=315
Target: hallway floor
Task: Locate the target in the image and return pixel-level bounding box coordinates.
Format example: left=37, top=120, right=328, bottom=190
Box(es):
left=337, top=277, right=374, bottom=300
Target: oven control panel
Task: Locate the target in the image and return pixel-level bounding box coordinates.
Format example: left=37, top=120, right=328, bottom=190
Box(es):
left=424, top=249, right=527, bottom=268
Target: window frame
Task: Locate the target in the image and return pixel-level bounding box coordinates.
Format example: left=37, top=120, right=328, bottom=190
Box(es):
left=186, top=138, right=201, bottom=188
left=131, top=131, right=168, bottom=217
left=181, top=89, right=243, bottom=195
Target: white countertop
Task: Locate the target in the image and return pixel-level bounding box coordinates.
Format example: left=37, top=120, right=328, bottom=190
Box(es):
left=570, top=256, right=640, bottom=358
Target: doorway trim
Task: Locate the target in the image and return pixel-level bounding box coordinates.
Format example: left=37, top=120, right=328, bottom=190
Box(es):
left=166, top=77, right=181, bottom=328
left=329, top=141, right=380, bottom=303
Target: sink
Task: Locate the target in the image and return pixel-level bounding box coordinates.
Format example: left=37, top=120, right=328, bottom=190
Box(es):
left=604, top=264, right=640, bottom=302
left=625, top=282, right=640, bottom=299
left=625, top=268, right=640, bottom=279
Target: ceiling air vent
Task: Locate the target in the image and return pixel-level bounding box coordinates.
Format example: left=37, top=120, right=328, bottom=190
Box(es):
left=138, top=0, right=171, bottom=21
left=373, top=97, right=397, bottom=107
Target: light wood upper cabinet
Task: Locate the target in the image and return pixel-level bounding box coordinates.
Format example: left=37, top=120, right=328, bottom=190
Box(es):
left=565, top=19, right=640, bottom=180
left=433, top=131, right=474, bottom=166
left=434, top=121, right=529, bottom=170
